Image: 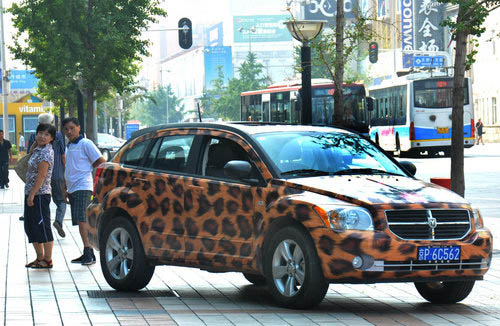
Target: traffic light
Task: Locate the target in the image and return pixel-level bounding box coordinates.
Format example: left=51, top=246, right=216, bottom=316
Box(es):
left=178, top=18, right=192, bottom=49
left=369, top=42, right=378, bottom=63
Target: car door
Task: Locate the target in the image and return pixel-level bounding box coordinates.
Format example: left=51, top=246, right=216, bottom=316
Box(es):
left=183, top=134, right=261, bottom=270
left=137, top=132, right=199, bottom=263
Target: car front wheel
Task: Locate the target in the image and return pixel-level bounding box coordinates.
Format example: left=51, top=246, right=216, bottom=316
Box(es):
left=414, top=280, right=475, bottom=303
left=264, top=225, right=328, bottom=309
left=100, top=216, right=155, bottom=291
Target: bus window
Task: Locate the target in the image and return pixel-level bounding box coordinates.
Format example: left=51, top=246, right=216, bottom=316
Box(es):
left=263, top=102, right=270, bottom=122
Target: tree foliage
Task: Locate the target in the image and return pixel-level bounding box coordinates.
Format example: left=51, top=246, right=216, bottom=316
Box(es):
left=437, top=0, right=500, bottom=196
left=130, top=86, right=184, bottom=127
left=201, top=52, right=269, bottom=121
left=8, top=0, right=166, bottom=141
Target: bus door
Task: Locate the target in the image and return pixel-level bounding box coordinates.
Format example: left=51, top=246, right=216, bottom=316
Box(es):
left=262, top=93, right=270, bottom=122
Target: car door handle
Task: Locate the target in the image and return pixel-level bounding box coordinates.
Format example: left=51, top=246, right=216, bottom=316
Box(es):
left=133, top=177, right=148, bottom=183
left=188, top=184, right=203, bottom=190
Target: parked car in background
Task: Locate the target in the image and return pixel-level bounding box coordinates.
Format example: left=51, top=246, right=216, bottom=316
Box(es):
left=97, top=133, right=125, bottom=161
left=87, top=123, right=492, bottom=309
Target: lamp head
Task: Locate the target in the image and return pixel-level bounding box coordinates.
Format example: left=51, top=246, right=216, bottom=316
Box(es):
left=284, top=20, right=327, bottom=43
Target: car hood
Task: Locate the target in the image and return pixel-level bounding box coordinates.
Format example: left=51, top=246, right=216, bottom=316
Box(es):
left=281, top=175, right=468, bottom=206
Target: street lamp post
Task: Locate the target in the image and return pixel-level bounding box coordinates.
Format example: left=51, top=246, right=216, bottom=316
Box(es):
left=284, top=20, right=326, bottom=125
left=238, top=26, right=256, bottom=53
left=0, top=0, right=10, bottom=140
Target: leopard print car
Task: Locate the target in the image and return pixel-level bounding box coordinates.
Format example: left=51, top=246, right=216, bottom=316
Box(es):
left=87, top=123, right=492, bottom=309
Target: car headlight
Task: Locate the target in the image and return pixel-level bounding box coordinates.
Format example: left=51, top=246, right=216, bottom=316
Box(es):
left=472, top=208, right=484, bottom=229
left=314, top=206, right=374, bottom=231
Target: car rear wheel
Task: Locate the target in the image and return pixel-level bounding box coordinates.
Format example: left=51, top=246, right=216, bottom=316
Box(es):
left=264, top=225, right=328, bottom=309
left=100, top=216, right=155, bottom=291
left=243, top=273, right=267, bottom=286
left=414, top=280, right=475, bottom=303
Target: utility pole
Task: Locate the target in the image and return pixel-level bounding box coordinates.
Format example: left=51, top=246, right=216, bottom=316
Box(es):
left=0, top=0, right=10, bottom=140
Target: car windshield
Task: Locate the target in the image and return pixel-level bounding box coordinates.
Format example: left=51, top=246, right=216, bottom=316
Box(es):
left=254, top=131, right=406, bottom=178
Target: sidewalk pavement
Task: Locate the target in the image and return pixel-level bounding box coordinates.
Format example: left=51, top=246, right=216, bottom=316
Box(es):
left=0, top=170, right=499, bottom=326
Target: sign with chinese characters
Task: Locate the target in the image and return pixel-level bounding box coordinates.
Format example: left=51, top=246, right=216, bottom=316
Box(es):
left=414, top=0, right=444, bottom=53
left=413, top=55, right=444, bottom=67
left=401, top=0, right=415, bottom=68
left=204, top=46, right=233, bottom=90
left=0, top=69, right=39, bottom=94
left=304, top=0, right=359, bottom=25
left=233, top=15, right=291, bottom=43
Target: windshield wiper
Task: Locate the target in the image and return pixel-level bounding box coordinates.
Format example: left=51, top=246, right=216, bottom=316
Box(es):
left=280, top=169, right=332, bottom=177
left=333, top=168, right=403, bottom=176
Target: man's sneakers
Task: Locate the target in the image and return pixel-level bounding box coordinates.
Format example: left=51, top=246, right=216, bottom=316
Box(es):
left=53, top=221, right=66, bottom=238
left=71, top=247, right=96, bottom=265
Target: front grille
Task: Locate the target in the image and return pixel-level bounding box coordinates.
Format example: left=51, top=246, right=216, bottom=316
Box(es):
left=386, top=209, right=471, bottom=240
left=383, top=259, right=488, bottom=272
left=364, top=258, right=489, bottom=272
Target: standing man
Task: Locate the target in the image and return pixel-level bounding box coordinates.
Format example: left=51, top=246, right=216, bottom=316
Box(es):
left=0, top=130, right=12, bottom=189
left=20, top=114, right=67, bottom=238
left=19, top=133, right=25, bottom=152
left=62, top=117, right=105, bottom=265
left=475, top=118, right=484, bottom=145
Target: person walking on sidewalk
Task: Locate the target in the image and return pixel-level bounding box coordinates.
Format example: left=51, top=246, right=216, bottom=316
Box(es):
left=0, top=130, right=12, bottom=189
left=20, top=114, right=67, bottom=239
left=62, top=117, right=105, bottom=265
left=24, top=123, right=56, bottom=269
left=476, top=118, right=484, bottom=145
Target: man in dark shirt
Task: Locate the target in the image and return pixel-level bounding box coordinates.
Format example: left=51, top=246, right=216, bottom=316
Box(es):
left=0, top=129, right=12, bottom=189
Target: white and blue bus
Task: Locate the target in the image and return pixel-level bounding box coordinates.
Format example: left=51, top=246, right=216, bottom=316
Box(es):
left=368, top=72, right=475, bottom=156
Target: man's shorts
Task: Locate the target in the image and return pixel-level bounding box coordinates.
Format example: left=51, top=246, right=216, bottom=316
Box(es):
left=24, top=194, right=53, bottom=243
left=68, top=190, right=92, bottom=225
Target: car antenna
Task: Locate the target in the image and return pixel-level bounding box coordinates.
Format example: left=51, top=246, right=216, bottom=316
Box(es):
left=197, top=102, right=203, bottom=122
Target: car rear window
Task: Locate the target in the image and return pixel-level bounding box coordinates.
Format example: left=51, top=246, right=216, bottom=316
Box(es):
left=122, top=139, right=152, bottom=167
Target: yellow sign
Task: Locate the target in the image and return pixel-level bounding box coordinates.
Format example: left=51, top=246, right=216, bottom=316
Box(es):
left=437, top=127, right=449, bottom=134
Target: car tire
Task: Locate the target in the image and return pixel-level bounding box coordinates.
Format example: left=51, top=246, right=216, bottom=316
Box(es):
left=243, top=273, right=267, bottom=286
left=100, top=216, right=155, bottom=291
left=264, top=225, right=328, bottom=309
left=102, top=149, right=110, bottom=161
left=414, top=280, right=475, bottom=304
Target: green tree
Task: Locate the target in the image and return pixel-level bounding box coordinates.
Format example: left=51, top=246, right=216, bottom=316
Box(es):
left=131, top=86, right=184, bottom=127
left=9, top=0, right=166, bottom=142
left=202, top=52, right=269, bottom=121
left=438, top=0, right=500, bottom=196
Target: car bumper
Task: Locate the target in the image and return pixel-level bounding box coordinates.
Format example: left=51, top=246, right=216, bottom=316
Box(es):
left=310, top=228, right=493, bottom=283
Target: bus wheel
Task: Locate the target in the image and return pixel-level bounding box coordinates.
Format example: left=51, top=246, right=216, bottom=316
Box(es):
left=395, top=136, right=401, bottom=157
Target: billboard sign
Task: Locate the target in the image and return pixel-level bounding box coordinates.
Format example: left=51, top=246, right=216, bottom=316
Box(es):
left=204, top=46, right=233, bottom=90
left=233, top=15, right=291, bottom=43
left=414, top=0, right=444, bottom=52
left=304, top=0, right=359, bottom=25
left=1, top=69, right=39, bottom=93
left=401, top=0, right=415, bottom=68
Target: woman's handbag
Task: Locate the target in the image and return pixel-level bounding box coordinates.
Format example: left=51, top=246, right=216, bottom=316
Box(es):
left=14, top=153, right=32, bottom=183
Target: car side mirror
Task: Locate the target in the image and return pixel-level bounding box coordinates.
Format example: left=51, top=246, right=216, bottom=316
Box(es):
left=224, top=160, right=252, bottom=180
left=399, top=161, right=417, bottom=176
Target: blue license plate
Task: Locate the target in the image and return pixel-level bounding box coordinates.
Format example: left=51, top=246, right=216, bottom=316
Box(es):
left=417, top=246, right=461, bottom=261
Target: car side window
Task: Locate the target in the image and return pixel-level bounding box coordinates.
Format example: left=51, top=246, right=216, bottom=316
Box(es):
left=150, top=135, right=195, bottom=173
left=122, top=139, right=152, bottom=167
left=202, top=137, right=258, bottom=181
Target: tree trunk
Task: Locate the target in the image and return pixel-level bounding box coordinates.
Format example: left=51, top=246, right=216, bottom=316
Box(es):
left=333, top=0, right=345, bottom=126
left=450, top=18, right=467, bottom=197
left=85, top=89, right=96, bottom=143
